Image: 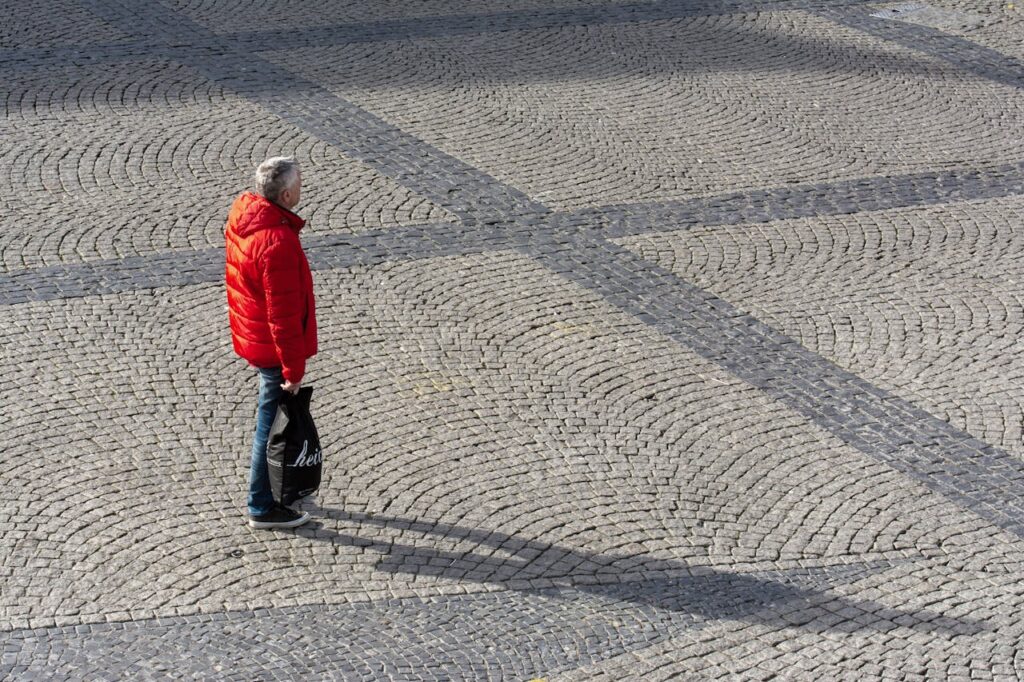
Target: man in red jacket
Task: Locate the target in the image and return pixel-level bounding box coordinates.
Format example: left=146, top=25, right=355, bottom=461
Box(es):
left=225, top=157, right=317, bottom=529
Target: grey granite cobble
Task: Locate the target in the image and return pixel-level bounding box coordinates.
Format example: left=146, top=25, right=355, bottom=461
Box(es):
left=0, top=0, right=866, bottom=68
left=3, top=160, right=1024, bottom=304
left=5, top=0, right=1024, bottom=678
left=528, top=236, right=1024, bottom=540
left=76, top=0, right=550, bottom=223
left=818, top=5, right=1024, bottom=90
left=0, top=559, right=958, bottom=681
left=5, top=250, right=1024, bottom=677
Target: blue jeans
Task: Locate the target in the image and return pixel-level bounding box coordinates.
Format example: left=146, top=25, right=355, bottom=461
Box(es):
left=248, top=366, right=284, bottom=516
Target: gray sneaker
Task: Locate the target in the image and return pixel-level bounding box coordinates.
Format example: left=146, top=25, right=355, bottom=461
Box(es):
left=249, top=504, right=310, bottom=529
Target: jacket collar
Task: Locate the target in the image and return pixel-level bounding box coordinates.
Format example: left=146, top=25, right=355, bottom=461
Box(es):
left=271, top=198, right=306, bottom=234
left=233, top=192, right=306, bottom=237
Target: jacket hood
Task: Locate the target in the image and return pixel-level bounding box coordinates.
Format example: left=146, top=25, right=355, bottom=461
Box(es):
left=228, top=192, right=306, bottom=238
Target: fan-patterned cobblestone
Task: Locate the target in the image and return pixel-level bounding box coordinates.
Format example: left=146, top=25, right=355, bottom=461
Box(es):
left=3, top=0, right=1024, bottom=679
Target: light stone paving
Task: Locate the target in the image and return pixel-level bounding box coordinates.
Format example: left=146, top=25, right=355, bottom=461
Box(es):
left=165, top=0, right=629, bottom=36
left=617, top=195, right=1024, bottom=458
left=3, top=0, right=1024, bottom=679
left=952, top=10, right=1024, bottom=61
left=270, top=10, right=1024, bottom=210
left=1, top=67, right=456, bottom=270
left=1, top=0, right=135, bottom=48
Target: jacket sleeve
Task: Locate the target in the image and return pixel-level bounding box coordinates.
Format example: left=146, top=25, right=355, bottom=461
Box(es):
left=260, top=235, right=307, bottom=383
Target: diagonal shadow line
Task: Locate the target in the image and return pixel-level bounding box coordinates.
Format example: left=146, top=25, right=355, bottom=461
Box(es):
left=18, top=0, right=1024, bottom=270
left=74, top=0, right=548, bottom=222
left=7, top=0, right=1012, bottom=93
left=53, top=0, right=1024, bottom=232
left=2, top=159, right=1023, bottom=305
left=303, top=507, right=985, bottom=637
left=0, top=0, right=874, bottom=67
left=815, top=6, right=1024, bottom=90
left=527, top=235, right=1024, bottom=541
left=44, top=0, right=1024, bottom=545
left=203, top=64, right=547, bottom=222
left=225, top=0, right=870, bottom=54
left=0, top=532, right=983, bottom=682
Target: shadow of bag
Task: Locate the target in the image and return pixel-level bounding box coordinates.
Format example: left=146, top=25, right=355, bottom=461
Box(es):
left=266, top=386, right=323, bottom=505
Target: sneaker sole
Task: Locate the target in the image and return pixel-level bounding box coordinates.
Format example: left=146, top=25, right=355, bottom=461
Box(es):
left=249, top=513, right=310, bottom=529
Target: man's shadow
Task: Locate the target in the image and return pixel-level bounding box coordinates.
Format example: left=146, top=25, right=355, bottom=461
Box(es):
left=295, top=505, right=984, bottom=637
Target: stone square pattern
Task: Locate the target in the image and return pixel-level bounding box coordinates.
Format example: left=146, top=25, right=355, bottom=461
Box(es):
left=270, top=10, right=1024, bottom=211
left=1, top=0, right=136, bottom=48
left=3, top=253, right=1024, bottom=679
left=890, top=0, right=1024, bottom=62
left=165, top=0, right=628, bottom=35
left=617, top=195, right=1024, bottom=460
left=1, top=59, right=455, bottom=271
left=3, top=0, right=1024, bottom=678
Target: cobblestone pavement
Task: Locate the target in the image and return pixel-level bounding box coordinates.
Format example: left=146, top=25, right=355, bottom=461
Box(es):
left=3, top=0, right=1024, bottom=679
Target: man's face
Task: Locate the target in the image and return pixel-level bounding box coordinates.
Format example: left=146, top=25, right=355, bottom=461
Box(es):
left=280, top=169, right=302, bottom=210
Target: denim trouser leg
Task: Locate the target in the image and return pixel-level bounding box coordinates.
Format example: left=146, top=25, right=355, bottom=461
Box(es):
left=248, top=366, right=284, bottom=516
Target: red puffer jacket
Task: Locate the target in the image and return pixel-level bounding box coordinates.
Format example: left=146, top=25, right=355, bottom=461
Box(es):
left=225, top=192, right=317, bottom=383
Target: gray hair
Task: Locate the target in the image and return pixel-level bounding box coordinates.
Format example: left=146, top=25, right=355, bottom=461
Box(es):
left=254, top=157, right=300, bottom=202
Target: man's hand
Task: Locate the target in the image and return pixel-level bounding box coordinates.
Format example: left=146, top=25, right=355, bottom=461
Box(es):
left=281, top=380, right=301, bottom=395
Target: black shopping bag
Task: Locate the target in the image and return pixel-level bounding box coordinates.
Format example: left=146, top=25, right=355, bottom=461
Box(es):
left=266, top=386, right=322, bottom=505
